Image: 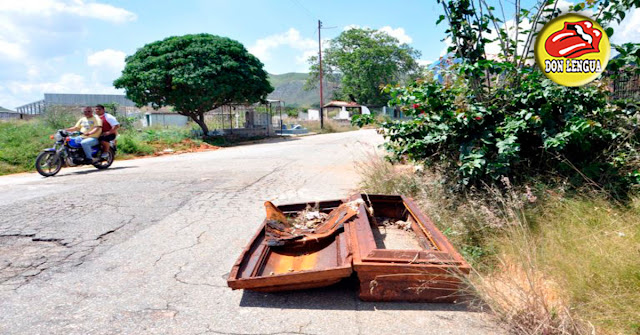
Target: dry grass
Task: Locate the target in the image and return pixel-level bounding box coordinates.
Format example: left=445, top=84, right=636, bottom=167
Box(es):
left=469, top=187, right=590, bottom=334
left=357, top=154, right=640, bottom=335
left=529, top=196, right=640, bottom=334
left=297, top=119, right=359, bottom=133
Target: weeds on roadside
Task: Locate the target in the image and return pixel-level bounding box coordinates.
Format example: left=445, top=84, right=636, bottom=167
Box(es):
left=357, top=154, right=640, bottom=334
left=298, top=119, right=359, bottom=134
left=0, top=120, right=57, bottom=175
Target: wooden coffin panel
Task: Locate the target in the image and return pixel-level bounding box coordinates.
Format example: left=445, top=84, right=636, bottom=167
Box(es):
left=349, top=194, right=470, bottom=302
left=227, top=199, right=354, bottom=292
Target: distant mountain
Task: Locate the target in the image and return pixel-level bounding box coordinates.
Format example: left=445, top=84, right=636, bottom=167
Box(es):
left=267, top=73, right=336, bottom=108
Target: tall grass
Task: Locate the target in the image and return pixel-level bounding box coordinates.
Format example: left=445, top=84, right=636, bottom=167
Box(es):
left=0, top=120, right=56, bottom=175
left=115, top=126, right=201, bottom=156
left=357, top=154, right=640, bottom=334
left=531, top=197, right=640, bottom=334
left=297, top=119, right=359, bottom=133
left=0, top=120, right=205, bottom=173
left=117, top=131, right=155, bottom=155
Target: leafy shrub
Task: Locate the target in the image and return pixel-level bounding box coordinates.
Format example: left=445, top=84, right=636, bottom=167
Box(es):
left=117, top=132, right=155, bottom=155
left=0, top=120, right=55, bottom=174
left=381, top=65, right=640, bottom=196
left=140, top=127, right=193, bottom=145
left=42, top=106, right=77, bottom=129
left=350, top=113, right=376, bottom=127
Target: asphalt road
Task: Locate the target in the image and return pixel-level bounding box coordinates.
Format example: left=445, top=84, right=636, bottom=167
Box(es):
left=0, top=130, right=500, bottom=335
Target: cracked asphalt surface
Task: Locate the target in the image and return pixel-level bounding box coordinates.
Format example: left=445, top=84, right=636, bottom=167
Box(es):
left=0, top=130, right=501, bottom=335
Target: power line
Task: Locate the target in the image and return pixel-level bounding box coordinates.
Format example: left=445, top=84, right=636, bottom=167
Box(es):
left=289, top=0, right=317, bottom=20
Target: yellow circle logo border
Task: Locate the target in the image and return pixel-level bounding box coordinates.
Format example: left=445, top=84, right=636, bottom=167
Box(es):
left=534, top=13, right=610, bottom=87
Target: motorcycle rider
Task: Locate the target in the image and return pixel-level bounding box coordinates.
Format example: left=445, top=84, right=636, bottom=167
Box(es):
left=94, top=104, right=120, bottom=159
left=66, top=106, right=102, bottom=163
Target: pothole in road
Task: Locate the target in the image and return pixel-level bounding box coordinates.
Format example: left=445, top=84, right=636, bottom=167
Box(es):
left=0, top=235, right=73, bottom=289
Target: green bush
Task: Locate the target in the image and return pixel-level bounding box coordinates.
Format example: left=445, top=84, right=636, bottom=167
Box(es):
left=350, top=113, right=376, bottom=127
left=140, top=127, right=193, bottom=144
left=382, top=65, right=640, bottom=196
left=42, top=107, right=77, bottom=129
left=0, top=120, right=56, bottom=174
left=117, top=132, right=155, bottom=155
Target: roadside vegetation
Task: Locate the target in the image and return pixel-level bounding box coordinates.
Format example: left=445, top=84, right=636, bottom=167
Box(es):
left=353, top=0, right=640, bottom=334
left=297, top=119, right=360, bottom=134
left=358, top=157, right=640, bottom=334
left=0, top=114, right=217, bottom=175
left=0, top=108, right=361, bottom=175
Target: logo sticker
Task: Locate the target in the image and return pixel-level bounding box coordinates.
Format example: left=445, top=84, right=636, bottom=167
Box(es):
left=535, top=13, right=610, bottom=87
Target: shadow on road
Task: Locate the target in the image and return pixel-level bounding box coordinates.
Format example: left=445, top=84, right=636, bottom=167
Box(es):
left=232, top=135, right=302, bottom=147
left=56, top=166, right=136, bottom=177
left=239, top=276, right=474, bottom=312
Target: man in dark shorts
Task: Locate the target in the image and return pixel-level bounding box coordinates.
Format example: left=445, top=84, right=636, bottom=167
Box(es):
left=95, top=104, right=120, bottom=159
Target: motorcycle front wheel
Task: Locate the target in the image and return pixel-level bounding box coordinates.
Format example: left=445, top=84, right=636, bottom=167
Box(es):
left=93, top=148, right=114, bottom=170
left=35, top=151, right=62, bottom=177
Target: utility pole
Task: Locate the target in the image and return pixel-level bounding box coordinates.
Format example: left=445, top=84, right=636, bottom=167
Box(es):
left=318, top=19, right=324, bottom=129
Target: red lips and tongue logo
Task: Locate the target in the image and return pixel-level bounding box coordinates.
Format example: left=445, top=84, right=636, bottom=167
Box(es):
left=545, top=21, right=603, bottom=58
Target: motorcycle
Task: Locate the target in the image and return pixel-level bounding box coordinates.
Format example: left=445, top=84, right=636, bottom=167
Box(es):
left=35, top=130, right=116, bottom=177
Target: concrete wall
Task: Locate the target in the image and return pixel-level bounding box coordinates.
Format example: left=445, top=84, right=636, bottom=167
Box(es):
left=144, top=113, right=189, bottom=127
left=215, top=127, right=269, bottom=138
left=307, top=109, right=320, bottom=120
left=0, top=112, right=21, bottom=120
left=44, top=93, right=136, bottom=107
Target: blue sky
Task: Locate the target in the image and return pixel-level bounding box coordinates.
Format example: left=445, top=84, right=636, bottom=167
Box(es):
left=0, top=0, right=638, bottom=109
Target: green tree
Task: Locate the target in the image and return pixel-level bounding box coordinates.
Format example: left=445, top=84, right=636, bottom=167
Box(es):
left=306, top=28, right=421, bottom=106
left=114, top=34, right=273, bottom=135
left=379, top=0, right=640, bottom=195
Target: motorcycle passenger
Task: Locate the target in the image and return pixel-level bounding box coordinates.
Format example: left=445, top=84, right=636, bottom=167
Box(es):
left=94, top=104, right=120, bottom=159
left=66, top=106, right=102, bottom=163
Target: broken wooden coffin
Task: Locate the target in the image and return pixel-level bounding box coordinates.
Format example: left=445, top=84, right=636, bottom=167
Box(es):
left=227, top=194, right=470, bottom=302
left=227, top=199, right=354, bottom=292
left=350, top=194, right=470, bottom=302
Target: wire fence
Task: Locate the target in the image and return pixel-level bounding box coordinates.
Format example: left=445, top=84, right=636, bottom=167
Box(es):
left=611, top=72, right=640, bottom=100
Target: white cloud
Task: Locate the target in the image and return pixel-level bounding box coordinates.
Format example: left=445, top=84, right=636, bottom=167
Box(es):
left=249, top=28, right=316, bottom=62
left=0, top=0, right=135, bottom=107
left=296, top=49, right=318, bottom=65
left=344, top=24, right=414, bottom=44
left=440, top=37, right=453, bottom=57
left=87, top=49, right=126, bottom=72
left=2, top=72, right=122, bottom=108
left=0, top=40, right=26, bottom=60
left=0, top=0, right=136, bottom=64
left=9, top=73, right=88, bottom=96
left=611, top=8, right=640, bottom=44
left=484, top=18, right=533, bottom=59
left=417, top=59, right=433, bottom=67
left=379, top=26, right=413, bottom=44
left=0, top=0, right=137, bottom=23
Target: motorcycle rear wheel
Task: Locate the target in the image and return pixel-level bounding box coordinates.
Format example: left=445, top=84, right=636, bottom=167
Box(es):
left=93, top=148, right=114, bottom=170
left=35, top=152, right=62, bottom=177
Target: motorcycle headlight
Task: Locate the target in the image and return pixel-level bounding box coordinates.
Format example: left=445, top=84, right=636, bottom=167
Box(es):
left=54, top=132, right=63, bottom=142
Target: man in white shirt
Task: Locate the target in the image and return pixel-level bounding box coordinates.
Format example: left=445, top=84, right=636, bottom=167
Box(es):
left=95, top=104, right=120, bottom=159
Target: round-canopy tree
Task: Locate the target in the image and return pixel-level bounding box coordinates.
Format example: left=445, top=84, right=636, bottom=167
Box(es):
left=114, top=34, right=273, bottom=135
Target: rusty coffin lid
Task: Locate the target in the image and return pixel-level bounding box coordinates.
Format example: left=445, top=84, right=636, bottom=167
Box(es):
left=227, top=199, right=355, bottom=292
left=349, top=194, right=471, bottom=302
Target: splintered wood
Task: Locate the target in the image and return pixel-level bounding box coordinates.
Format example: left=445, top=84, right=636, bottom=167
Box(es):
left=264, top=199, right=363, bottom=246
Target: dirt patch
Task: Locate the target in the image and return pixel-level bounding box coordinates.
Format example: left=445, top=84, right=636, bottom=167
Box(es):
left=371, top=217, right=421, bottom=250
left=152, top=139, right=221, bottom=156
